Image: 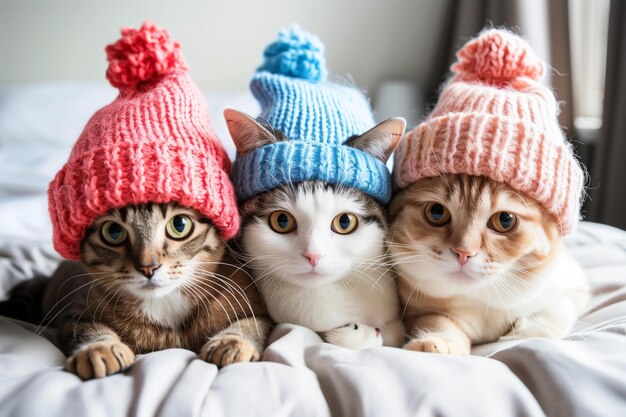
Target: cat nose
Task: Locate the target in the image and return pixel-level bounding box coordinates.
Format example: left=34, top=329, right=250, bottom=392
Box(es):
left=135, top=263, right=162, bottom=278
left=302, top=252, right=321, bottom=267
left=451, top=249, right=475, bottom=266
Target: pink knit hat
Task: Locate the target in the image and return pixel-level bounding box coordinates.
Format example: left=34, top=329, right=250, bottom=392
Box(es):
left=48, top=21, right=240, bottom=260
left=393, top=29, right=585, bottom=234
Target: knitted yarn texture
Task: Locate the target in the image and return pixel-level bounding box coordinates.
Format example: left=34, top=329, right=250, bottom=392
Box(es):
left=393, top=29, right=585, bottom=234
left=232, top=26, right=393, bottom=204
left=48, top=21, right=240, bottom=260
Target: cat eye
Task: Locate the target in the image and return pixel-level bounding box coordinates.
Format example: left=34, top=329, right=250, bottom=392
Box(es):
left=101, top=221, right=128, bottom=246
left=268, top=211, right=297, bottom=234
left=331, top=213, right=358, bottom=235
left=423, top=202, right=451, bottom=226
left=166, top=214, right=194, bottom=240
left=489, top=212, right=518, bottom=233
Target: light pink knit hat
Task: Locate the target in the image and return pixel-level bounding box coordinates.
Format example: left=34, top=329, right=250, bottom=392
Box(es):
left=393, top=29, right=585, bottom=234
left=48, top=21, right=240, bottom=260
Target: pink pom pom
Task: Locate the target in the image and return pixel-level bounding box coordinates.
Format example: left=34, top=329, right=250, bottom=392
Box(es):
left=105, top=21, right=187, bottom=93
left=451, top=29, right=544, bottom=86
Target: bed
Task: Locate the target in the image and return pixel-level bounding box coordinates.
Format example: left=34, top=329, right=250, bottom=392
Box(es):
left=1, top=82, right=625, bottom=417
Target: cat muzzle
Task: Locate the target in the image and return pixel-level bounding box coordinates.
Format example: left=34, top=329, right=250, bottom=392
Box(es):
left=135, top=264, right=162, bottom=279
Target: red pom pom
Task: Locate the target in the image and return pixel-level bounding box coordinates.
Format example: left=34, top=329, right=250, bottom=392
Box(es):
left=451, top=29, right=544, bottom=86
left=105, top=21, right=187, bottom=93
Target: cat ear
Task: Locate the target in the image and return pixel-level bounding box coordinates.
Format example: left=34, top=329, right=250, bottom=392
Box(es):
left=224, top=108, right=277, bottom=155
left=346, top=118, right=406, bottom=163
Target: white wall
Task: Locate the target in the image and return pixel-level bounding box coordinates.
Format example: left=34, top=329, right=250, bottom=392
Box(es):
left=0, top=0, right=450, bottom=103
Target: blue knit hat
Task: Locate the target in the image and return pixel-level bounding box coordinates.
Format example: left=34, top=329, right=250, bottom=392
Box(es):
left=231, top=26, right=392, bottom=204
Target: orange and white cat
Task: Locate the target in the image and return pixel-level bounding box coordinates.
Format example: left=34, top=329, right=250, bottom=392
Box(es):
left=388, top=174, right=589, bottom=354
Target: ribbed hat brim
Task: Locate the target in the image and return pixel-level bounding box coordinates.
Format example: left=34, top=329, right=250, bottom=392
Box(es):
left=233, top=141, right=392, bottom=204
left=394, top=112, right=585, bottom=234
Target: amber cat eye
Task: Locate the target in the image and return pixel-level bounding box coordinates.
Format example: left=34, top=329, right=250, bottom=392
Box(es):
left=489, top=211, right=518, bottom=233
left=269, top=211, right=297, bottom=234
left=101, top=221, right=128, bottom=246
left=331, top=213, right=358, bottom=235
left=423, top=202, right=451, bottom=226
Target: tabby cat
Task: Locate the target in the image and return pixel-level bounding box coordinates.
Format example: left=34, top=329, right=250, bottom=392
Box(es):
left=7, top=203, right=270, bottom=379
left=226, top=109, right=405, bottom=349
left=388, top=174, right=589, bottom=354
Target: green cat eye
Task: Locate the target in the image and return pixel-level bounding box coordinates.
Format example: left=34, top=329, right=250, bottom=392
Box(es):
left=101, top=221, right=128, bottom=246
left=331, top=213, right=358, bottom=235
left=424, top=202, right=451, bottom=226
left=166, top=214, right=194, bottom=240
left=489, top=211, right=518, bottom=233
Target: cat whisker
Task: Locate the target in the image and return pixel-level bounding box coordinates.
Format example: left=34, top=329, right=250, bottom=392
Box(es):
left=192, top=270, right=257, bottom=326
left=493, top=277, right=519, bottom=298
left=35, top=277, right=108, bottom=335
left=380, top=239, right=421, bottom=248
left=506, top=267, right=536, bottom=281
left=499, top=270, right=532, bottom=288
left=182, top=281, right=220, bottom=330
left=93, top=282, right=121, bottom=322
left=111, top=284, right=128, bottom=323
left=351, top=255, right=406, bottom=294
left=384, top=254, right=427, bottom=268
left=187, top=277, right=242, bottom=324
left=70, top=279, right=109, bottom=345
left=250, top=261, right=292, bottom=282
left=194, top=260, right=257, bottom=281
left=489, top=280, right=516, bottom=339
left=180, top=280, right=235, bottom=329
left=53, top=270, right=111, bottom=304
left=338, top=277, right=362, bottom=300
left=401, top=279, right=424, bottom=319
left=352, top=252, right=407, bottom=269
left=344, top=267, right=385, bottom=292
left=97, top=283, right=127, bottom=325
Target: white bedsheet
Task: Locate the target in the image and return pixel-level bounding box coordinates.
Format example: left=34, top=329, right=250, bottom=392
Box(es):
left=0, top=83, right=625, bottom=417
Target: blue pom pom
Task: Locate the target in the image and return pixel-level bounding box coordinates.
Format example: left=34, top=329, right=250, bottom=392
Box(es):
left=258, top=25, right=327, bottom=83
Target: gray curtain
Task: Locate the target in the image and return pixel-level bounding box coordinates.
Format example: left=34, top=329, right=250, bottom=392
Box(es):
left=425, top=0, right=576, bottom=132
left=588, top=0, right=626, bottom=229
left=426, top=0, right=554, bottom=106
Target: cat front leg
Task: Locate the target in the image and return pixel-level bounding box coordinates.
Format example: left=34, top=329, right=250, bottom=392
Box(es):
left=61, top=322, right=135, bottom=380
left=200, top=316, right=272, bottom=367
left=404, top=314, right=471, bottom=355
left=498, top=288, right=589, bottom=341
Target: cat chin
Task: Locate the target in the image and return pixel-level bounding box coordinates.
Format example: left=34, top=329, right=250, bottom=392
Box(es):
left=444, top=270, right=479, bottom=283
left=396, top=262, right=492, bottom=297
left=125, top=281, right=179, bottom=299
left=279, top=270, right=347, bottom=288
left=402, top=264, right=534, bottom=301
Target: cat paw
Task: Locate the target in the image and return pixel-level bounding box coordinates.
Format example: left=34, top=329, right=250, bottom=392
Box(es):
left=66, top=340, right=135, bottom=380
left=200, top=335, right=260, bottom=367
left=404, top=337, right=468, bottom=355
left=320, top=323, right=383, bottom=350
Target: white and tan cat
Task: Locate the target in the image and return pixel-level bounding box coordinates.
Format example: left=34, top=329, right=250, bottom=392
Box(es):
left=226, top=109, right=406, bottom=349
left=388, top=174, right=589, bottom=354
